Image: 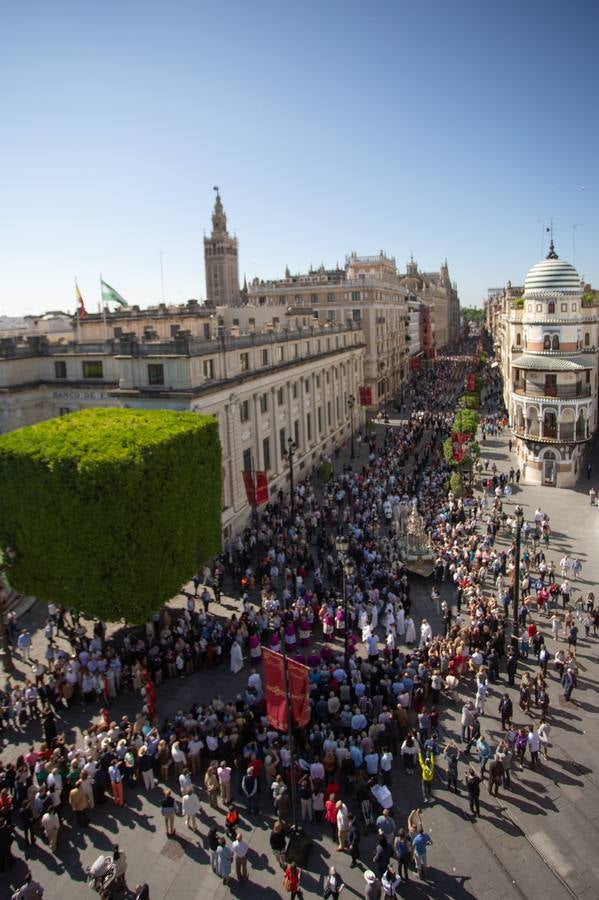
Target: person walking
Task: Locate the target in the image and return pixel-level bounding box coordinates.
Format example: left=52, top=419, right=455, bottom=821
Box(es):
left=270, top=819, right=287, bottom=869
left=381, top=863, right=401, bottom=897
left=241, top=766, right=259, bottom=815
left=323, top=866, right=345, bottom=899
left=498, top=694, right=513, bottom=730
left=348, top=812, right=360, bottom=868
left=336, top=800, right=350, bottom=850
left=68, top=780, right=90, bottom=827
left=160, top=789, right=177, bottom=836
left=182, top=787, right=200, bottom=831
left=283, top=861, right=304, bottom=899
left=466, top=768, right=481, bottom=819
left=232, top=832, right=249, bottom=881
left=11, top=872, right=44, bottom=899
left=443, top=739, right=459, bottom=793
left=487, top=758, right=504, bottom=797
left=41, top=808, right=59, bottom=852
left=393, top=829, right=411, bottom=883
left=476, top=735, right=491, bottom=779
left=411, top=826, right=433, bottom=881
left=561, top=667, right=575, bottom=701
left=108, top=759, right=124, bottom=807
left=418, top=751, right=434, bottom=803
left=216, top=837, right=233, bottom=886
left=364, top=869, right=382, bottom=900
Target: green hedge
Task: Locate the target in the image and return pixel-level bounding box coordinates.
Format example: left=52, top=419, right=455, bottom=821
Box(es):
left=460, top=392, right=479, bottom=410
left=0, top=408, right=221, bottom=623
left=449, top=472, right=463, bottom=497
left=451, top=408, right=479, bottom=436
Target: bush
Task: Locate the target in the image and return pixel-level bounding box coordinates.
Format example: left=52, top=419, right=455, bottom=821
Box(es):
left=449, top=472, right=463, bottom=497
left=451, top=408, right=479, bottom=436
left=0, top=409, right=222, bottom=623
left=460, top=393, right=479, bottom=410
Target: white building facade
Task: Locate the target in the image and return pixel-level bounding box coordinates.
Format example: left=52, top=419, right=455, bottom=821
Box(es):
left=508, top=243, right=598, bottom=486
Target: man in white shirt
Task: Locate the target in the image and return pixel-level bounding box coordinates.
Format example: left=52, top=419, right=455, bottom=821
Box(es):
left=232, top=832, right=249, bottom=880
left=217, top=762, right=232, bottom=803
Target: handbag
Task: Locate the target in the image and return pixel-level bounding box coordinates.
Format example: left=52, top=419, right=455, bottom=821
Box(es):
left=283, top=875, right=292, bottom=892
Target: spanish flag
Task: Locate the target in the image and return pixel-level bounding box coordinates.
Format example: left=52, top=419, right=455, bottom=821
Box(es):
left=76, top=280, right=86, bottom=319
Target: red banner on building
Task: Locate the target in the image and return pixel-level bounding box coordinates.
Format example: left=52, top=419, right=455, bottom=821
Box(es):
left=287, top=657, right=310, bottom=726
left=262, top=647, right=287, bottom=731
left=359, top=386, right=373, bottom=406
left=467, top=373, right=476, bottom=392
left=242, top=470, right=256, bottom=507
left=255, top=470, right=269, bottom=505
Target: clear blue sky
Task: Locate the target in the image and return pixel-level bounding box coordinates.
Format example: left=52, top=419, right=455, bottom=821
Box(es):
left=1, top=0, right=597, bottom=315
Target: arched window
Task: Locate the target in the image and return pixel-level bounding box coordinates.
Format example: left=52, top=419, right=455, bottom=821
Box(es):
left=548, top=301, right=555, bottom=314
left=551, top=335, right=560, bottom=351
left=543, top=335, right=551, bottom=350
left=585, top=332, right=590, bottom=347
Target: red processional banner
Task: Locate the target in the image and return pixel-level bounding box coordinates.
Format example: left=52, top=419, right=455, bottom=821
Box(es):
left=255, top=470, right=269, bottom=505
left=242, top=470, right=256, bottom=506
left=262, top=647, right=287, bottom=731
left=287, top=657, right=310, bottom=726
left=359, top=386, right=373, bottom=406
left=451, top=432, right=469, bottom=462
left=467, top=373, right=476, bottom=392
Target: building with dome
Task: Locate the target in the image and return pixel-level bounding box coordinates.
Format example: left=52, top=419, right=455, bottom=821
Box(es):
left=492, top=241, right=598, bottom=487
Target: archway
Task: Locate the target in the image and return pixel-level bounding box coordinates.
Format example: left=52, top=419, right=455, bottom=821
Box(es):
left=542, top=449, right=558, bottom=485
left=543, top=408, right=557, bottom=439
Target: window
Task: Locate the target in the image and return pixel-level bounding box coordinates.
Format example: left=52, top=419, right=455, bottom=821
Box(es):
left=586, top=370, right=591, bottom=384
left=82, top=360, right=103, bottom=379
left=536, top=304, right=542, bottom=313
left=561, top=303, right=568, bottom=312
left=351, top=291, right=360, bottom=301
left=516, top=333, right=521, bottom=346
left=240, top=352, right=249, bottom=372
left=327, top=400, right=332, bottom=425
left=243, top=448, right=252, bottom=472
left=148, top=364, right=164, bottom=385
left=261, top=349, right=269, bottom=367
left=317, top=407, right=322, bottom=433
left=304, top=379, right=310, bottom=393
left=240, top=400, right=250, bottom=422
left=585, top=332, right=590, bottom=347
left=292, top=383, right=298, bottom=399
left=203, top=358, right=214, bottom=379
left=548, top=301, right=555, bottom=314
left=277, top=387, right=284, bottom=405
left=327, top=310, right=336, bottom=322
left=259, top=393, right=268, bottom=413
left=307, top=412, right=312, bottom=442
left=352, top=309, right=361, bottom=322
left=294, top=420, right=300, bottom=447
left=315, top=374, right=320, bottom=388
left=293, top=344, right=299, bottom=358
left=54, top=361, right=67, bottom=379
left=551, top=335, right=560, bottom=351
left=311, top=294, right=319, bottom=304
left=203, top=323, right=211, bottom=339
left=572, top=303, right=577, bottom=312
left=543, top=335, right=551, bottom=350
left=280, top=428, right=286, bottom=458
left=327, top=293, right=335, bottom=303
left=262, top=437, right=271, bottom=470
left=170, top=324, right=180, bottom=337
left=233, top=318, right=240, bottom=326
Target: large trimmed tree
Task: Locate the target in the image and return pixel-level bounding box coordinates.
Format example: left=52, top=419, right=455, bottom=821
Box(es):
left=0, top=408, right=222, bottom=623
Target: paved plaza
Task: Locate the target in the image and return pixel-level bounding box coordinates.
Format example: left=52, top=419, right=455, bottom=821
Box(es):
left=2, top=425, right=599, bottom=899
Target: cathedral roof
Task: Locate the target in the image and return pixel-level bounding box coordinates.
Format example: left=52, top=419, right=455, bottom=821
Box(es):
left=524, top=243, right=581, bottom=296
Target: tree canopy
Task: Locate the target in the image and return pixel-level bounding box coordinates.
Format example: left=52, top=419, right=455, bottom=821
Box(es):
left=0, top=408, right=222, bottom=623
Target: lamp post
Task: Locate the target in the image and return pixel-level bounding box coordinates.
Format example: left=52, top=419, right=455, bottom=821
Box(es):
left=335, top=536, right=356, bottom=672
left=347, top=394, right=356, bottom=460
left=512, top=505, right=524, bottom=648
left=282, top=437, right=297, bottom=523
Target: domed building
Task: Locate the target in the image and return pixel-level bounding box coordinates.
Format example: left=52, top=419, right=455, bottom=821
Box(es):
left=509, top=241, right=598, bottom=486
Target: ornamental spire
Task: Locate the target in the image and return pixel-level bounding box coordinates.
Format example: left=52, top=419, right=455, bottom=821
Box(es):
left=546, top=239, right=558, bottom=260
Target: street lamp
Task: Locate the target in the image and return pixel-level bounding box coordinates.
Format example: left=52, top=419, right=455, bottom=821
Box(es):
left=336, top=536, right=356, bottom=672
left=347, top=394, right=356, bottom=460
left=282, top=437, right=297, bottom=522
left=512, top=505, right=525, bottom=648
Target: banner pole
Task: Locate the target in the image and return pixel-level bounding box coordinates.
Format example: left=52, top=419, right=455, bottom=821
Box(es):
left=281, top=633, right=299, bottom=829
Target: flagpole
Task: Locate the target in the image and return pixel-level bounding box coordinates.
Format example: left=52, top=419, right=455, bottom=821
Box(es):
left=75, top=278, right=81, bottom=344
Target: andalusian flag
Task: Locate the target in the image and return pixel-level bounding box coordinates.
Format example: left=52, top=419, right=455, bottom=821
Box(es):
left=101, top=279, right=128, bottom=307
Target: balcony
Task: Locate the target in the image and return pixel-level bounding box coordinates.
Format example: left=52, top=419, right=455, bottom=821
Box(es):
left=512, top=384, right=592, bottom=400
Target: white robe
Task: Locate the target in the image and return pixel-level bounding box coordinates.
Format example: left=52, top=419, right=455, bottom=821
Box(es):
left=405, top=618, right=416, bottom=644
left=230, top=641, right=244, bottom=674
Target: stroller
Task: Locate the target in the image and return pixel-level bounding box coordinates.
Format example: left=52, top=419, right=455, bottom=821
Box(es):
left=87, top=855, right=116, bottom=898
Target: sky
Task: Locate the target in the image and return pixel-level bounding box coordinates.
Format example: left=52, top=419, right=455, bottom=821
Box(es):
left=1, top=0, right=598, bottom=316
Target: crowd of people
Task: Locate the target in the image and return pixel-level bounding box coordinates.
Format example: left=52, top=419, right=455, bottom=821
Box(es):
left=1, top=340, right=595, bottom=900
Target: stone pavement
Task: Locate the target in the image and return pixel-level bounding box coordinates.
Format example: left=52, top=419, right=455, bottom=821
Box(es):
left=3, top=424, right=599, bottom=898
